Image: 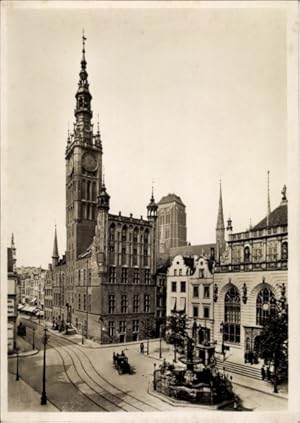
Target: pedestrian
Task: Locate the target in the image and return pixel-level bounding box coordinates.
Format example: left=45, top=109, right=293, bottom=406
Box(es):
left=261, top=366, right=266, bottom=381
left=140, top=342, right=144, bottom=354
left=266, top=366, right=271, bottom=380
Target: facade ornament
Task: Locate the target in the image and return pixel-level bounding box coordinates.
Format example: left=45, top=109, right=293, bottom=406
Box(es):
left=242, top=283, right=248, bottom=304
left=213, top=284, right=218, bottom=303
left=281, top=185, right=287, bottom=201
left=262, top=276, right=265, bottom=284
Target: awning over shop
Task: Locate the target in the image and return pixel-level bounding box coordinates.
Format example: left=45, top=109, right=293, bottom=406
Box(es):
left=170, top=297, right=177, bottom=312
left=17, top=304, right=24, bottom=310
left=177, top=298, right=186, bottom=313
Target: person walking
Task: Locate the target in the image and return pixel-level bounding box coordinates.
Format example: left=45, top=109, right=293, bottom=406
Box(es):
left=140, top=342, right=144, bottom=354
left=266, top=366, right=271, bottom=381
left=261, top=365, right=266, bottom=381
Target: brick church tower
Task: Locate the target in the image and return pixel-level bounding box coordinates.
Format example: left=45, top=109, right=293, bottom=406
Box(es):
left=65, top=34, right=103, bottom=261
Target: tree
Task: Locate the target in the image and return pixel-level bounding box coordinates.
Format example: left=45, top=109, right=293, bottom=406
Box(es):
left=259, top=302, right=288, bottom=392
left=165, top=312, right=188, bottom=347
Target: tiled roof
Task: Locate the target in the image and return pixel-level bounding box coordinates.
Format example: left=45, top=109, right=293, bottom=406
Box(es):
left=158, top=194, right=185, bottom=206
left=169, top=243, right=216, bottom=258
left=254, top=203, right=288, bottom=229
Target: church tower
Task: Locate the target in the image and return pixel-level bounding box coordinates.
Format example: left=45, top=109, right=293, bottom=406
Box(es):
left=216, top=181, right=226, bottom=262
left=65, top=33, right=103, bottom=261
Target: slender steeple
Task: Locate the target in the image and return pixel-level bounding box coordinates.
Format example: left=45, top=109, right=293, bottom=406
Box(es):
left=74, top=30, right=93, bottom=144
left=11, top=233, right=15, bottom=250
left=52, top=225, right=59, bottom=267
left=267, top=170, right=271, bottom=227
left=216, top=180, right=225, bottom=262
left=97, top=176, right=110, bottom=211
left=216, top=180, right=225, bottom=230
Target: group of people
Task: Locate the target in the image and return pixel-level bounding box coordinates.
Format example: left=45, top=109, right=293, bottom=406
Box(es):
left=52, top=318, right=66, bottom=332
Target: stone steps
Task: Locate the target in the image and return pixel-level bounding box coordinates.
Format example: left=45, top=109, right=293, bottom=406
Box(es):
left=216, top=358, right=262, bottom=380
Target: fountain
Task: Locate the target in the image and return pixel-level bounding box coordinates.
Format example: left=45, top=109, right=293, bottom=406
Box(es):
left=153, top=335, right=234, bottom=406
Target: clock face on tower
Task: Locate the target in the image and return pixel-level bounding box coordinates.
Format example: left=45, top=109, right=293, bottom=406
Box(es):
left=67, top=157, right=74, bottom=176
left=82, top=152, right=98, bottom=172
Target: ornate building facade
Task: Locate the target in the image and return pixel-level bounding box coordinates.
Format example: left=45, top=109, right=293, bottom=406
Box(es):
left=50, top=36, right=158, bottom=343
left=213, top=186, right=288, bottom=362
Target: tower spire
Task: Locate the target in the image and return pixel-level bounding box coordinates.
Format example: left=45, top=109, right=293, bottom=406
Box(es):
left=267, top=170, right=271, bottom=227
left=11, top=233, right=15, bottom=249
left=216, top=180, right=225, bottom=263
left=52, top=225, right=59, bottom=266
left=216, top=180, right=225, bottom=230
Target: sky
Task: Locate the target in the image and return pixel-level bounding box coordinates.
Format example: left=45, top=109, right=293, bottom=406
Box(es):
left=3, top=2, right=288, bottom=268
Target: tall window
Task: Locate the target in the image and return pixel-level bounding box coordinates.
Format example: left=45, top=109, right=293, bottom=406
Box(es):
left=193, top=306, right=198, bottom=318
left=145, top=269, right=150, bottom=284
left=180, top=281, right=186, bottom=293
left=224, top=286, right=240, bottom=343
left=78, top=294, right=81, bottom=310
left=119, top=321, right=126, bottom=333
left=172, top=281, right=177, bottom=293
left=133, top=228, right=138, bottom=266
left=121, top=295, right=128, bottom=313
left=88, top=294, right=91, bottom=312
left=108, top=321, right=114, bottom=337
left=121, top=268, right=128, bottom=283
left=109, top=267, right=116, bottom=283
left=256, top=287, right=276, bottom=325
left=244, top=246, right=251, bottom=262
left=133, top=269, right=139, bottom=284
left=144, top=295, right=150, bottom=312
left=133, top=295, right=139, bottom=313
left=203, top=285, right=210, bottom=298
left=282, top=242, right=288, bottom=260
left=133, top=320, right=139, bottom=332
left=108, top=295, right=115, bottom=314
left=193, top=286, right=199, bottom=297
left=83, top=294, right=86, bottom=311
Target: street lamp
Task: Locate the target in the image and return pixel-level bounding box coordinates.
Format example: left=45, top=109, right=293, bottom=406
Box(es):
left=32, top=327, right=35, bottom=350
left=16, top=350, right=20, bottom=381
left=220, top=321, right=225, bottom=357
left=40, top=327, right=50, bottom=405
left=147, top=338, right=149, bottom=355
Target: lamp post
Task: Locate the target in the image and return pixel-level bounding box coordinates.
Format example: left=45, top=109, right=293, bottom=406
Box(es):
left=82, top=323, right=85, bottom=345
left=32, top=327, right=35, bottom=350
left=16, top=350, right=20, bottom=381
left=86, top=260, right=89, bottom=340
left=40, top=327, right=49, bottom=405
left=159, top=337, right=162, bottom=359
left=220, top=321, right=225, bottom=357
left=173, top=340, right=177, bottom=362
left=147, top=338, right=149, bottom=355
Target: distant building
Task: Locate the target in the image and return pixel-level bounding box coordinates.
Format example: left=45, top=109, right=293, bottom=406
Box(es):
left=7, top=234, right=18, bottom=353
left=166, top=254, right=214, bottom=344
left=158, top=194, right=187, bottom=256
left=213, top=185, right=288, bottom=363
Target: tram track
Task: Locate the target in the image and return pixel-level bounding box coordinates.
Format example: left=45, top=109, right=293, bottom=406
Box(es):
left=49, top=335, right=162, bottom=412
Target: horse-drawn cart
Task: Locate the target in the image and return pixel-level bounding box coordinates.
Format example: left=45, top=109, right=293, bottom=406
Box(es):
left=113, top=352, right=132, bottom=375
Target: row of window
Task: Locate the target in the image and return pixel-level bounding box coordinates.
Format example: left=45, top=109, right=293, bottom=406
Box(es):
left=193, top=305, right=210, bottom=319
left=108, top=294, right=151, bottom=314
left=171, top=282, right=210, bottom=298
left=77, top=294, right=92, bottom=312
left=109, top=267, right=151, bottom=284
left=109, top=225, right=149, bottom=243
left=107, top=320, right=139, bottom=337
left=171, top=268, right=205, bottom=277
left=233, top=242, right=288, bottom=263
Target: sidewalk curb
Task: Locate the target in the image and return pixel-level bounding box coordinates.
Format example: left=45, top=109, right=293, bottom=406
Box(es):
left=231, top=379, right=288, bottom=401
left=8, top=349, right=39, bottom=358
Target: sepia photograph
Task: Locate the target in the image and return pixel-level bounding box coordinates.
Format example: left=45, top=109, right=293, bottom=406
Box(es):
left=1, top=1, right=299, bottom=422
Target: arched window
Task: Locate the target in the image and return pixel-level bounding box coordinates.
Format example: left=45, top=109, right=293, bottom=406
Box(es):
left=121, top=226, right=127, bottom=265
left=282, top=242, right=288, bottom=261
left=256, top=287, right=276, bottom=325
left=133, top=228, right=138, bottom=266
left=224, top=286, right=240, bottom=343
left=244, top=246, right=250, bottom=262
left=87, top=181, right=91, bottom=201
